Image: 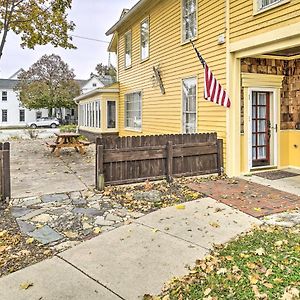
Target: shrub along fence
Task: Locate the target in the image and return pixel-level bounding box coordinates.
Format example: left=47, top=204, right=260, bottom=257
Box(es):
left=0, top=142, right=11, bottom=201
left=95, top=133, right=223, bottom=190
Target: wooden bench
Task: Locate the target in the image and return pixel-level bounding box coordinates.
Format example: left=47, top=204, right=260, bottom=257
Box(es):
left=46, top=141, right=57, bottom=148
left=79, top=140, right=91, bottom=146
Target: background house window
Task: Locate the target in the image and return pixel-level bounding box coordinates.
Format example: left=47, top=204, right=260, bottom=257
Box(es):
left=258, top=0, right=282, bottom=9
left=19, top=109, right=25, bottom=122
left=125, top=92, right=142, bottom=130
left=2, top=91, right=7, bottom=101
left=141, top=18, right=149, bottom=60
left=92, top=83, right=97, bottom=87
left=107, top=100, right=116, bottom=129
left=2, top=109, right=7, bottom=122
left=36, top=111, right=42, bottom=119
left=124, top=31, right=132, bottom=68
left=182, top=77, right=197, bottom=134
left=182, top=0, right=197, bottom=41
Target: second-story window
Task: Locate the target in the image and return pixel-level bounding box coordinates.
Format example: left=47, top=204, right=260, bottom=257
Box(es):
left=2, top=91, right=7, bottom=101
left=141, top=18, right=149, bottom=61
left=182, top=0, right=197, bottom=42
left=124, top=30, right=132, bottom=68
left=258, top=0, right=282, bottom=9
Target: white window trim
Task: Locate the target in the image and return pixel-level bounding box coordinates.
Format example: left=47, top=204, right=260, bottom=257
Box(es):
left=140, top=16, right=150, bottom=62
left=181, top=0, right=198, bottom=44
left=124, top=91, right=142, bottom=132
left=182, top=76, right=198, bottom=134
left=124, top=30, right=132, bottom=69
left=253, top=0, right=290, bottom=15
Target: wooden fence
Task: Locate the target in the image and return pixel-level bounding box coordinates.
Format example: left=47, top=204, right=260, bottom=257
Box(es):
left=0, top=142, right=11, bottom=201
left=95, top=133, right=223, bottom=189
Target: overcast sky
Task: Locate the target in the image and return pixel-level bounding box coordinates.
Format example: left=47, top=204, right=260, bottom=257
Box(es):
left=0, top=0, right=137, bottom=79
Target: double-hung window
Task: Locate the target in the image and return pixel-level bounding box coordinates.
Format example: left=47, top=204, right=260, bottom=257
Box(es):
left=141, top=18, right=149, bottom=61
left=19, top=109, right=25, bottom=122
left=125, top=92, right=142, bottom=130
left=124, top=30, right=132, bottom=68
left=2, top=91, right=7, bottom=101
left=182, top=77, right=197, bottom=134
left=2, top=109, right=7, bottom=122
left=182, top=0, right=197, bottom=42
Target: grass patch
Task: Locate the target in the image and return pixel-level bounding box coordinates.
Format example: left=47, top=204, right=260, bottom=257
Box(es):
left=145, top=226, right=300, bottom=300
left=60, top=124, right=77, bottom=133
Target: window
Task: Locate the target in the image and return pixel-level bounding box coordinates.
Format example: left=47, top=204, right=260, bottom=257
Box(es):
left=2, top=91, right=7, bottom=101
left=182, top=77, right=197, bottom=134
left=36, top=111, right=42, bottom=119
left=107, top=101, right=116, bottom=129
left=2, top=109, right=7, bottom=122
left=258, top=0, right=282, bottom=9
left=182, top=0, right=197, bottom=42
left=141, top=18, right=150, bottom=61
left=19, top=109, right=25, bottom=122
left=92, top=83, right=97, bottom=87
left=125, top=92, right=142, bottom=130
left=124, top=30, right=132, bottom=68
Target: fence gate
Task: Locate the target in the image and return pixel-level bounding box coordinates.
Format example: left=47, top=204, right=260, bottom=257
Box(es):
left=0, top=142, right=11, bottom=201
left=95, top=133, right=223, bottom=190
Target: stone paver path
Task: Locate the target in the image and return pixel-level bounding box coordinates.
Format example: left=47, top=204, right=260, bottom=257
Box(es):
left=188, top=178, right=300, bottom=218
left=10, top=190, right=144, bottom=251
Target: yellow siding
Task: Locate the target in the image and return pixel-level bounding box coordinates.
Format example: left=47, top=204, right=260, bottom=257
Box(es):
left=116, top=0, right=227, bottom=151
left=230, top=0, right=300, bottom=42
left=280, top=130, right=300, bottom=168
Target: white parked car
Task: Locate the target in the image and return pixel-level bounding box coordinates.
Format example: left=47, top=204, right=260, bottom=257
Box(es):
left=27, top=117, right=60, bottom=128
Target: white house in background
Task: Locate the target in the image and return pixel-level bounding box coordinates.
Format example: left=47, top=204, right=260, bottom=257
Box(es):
left=80, top=75, right=115, bottom=94
left=0, top=78, right=48, bottom=128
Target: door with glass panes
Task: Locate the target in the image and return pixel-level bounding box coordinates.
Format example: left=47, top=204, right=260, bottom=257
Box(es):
left=252, top=91, right=271, bottom=167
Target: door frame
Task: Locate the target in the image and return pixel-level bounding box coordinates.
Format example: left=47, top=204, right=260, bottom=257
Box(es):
left=248, top=87, right=278, bottom=171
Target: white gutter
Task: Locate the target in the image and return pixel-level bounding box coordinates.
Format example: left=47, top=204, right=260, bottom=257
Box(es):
left=74, top=88, right=120, bottom=103
left=106, top=0, right=149, bottom=35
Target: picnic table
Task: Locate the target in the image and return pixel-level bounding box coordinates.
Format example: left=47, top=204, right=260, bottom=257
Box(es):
left=46, top=133, right=90, bottom=157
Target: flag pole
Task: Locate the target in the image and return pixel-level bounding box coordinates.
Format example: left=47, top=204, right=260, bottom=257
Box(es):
left=190, top=40, right=206, bottom=68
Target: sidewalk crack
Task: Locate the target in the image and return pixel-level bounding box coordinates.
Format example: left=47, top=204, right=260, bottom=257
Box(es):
left=56, top=254, right=126, bottom=300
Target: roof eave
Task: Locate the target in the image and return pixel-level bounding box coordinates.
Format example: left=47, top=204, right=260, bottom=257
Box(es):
left=106, top=0, right=148, bottom=35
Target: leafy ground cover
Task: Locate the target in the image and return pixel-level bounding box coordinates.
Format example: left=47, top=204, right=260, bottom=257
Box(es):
left=0, top=207, right=55, bottom=278
left=145, top=226, right=300, bottom=300
left=102, top=178, right=204, bottom=213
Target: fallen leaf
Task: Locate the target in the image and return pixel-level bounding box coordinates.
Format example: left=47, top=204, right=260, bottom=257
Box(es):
left=0, top=245, right=8, bottom=253
left=254, top=207, right=262, bottom=212
left=249, top=274, right=260, bottom=284
left=25, top=237, right=34, bottom=244
left=175, top=204, right=186, bottom=210
left=93, top=227, right=102, bottom=234
left=263, top=283, right=273, bottom=289
left=209, top=222, right=220, bottom=228
left=20, top=282, right=33, bottom=290
left=255, top=248, right=265, bottom=256
left=265, top=269, right=273, bottom=277
left=152, top=228, right=159, bottom=233
left=204, top=288, right=212, bottom=296
left=217, top=268, right=227, bottom=275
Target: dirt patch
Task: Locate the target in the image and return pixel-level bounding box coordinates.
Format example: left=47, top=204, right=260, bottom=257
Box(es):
left=188, top=178, right=300, bottom=218
left=254, top=170, right=300, bottom=180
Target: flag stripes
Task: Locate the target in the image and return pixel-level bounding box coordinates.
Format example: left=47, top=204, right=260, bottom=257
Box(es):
left=204, top=64, right=231, bottom=108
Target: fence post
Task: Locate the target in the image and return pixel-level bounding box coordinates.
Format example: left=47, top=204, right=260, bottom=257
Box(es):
left=217, top=139, right=224, bottom=176
left=0, top=143, right=2, bottom=201
left=96, top=144, right=105, bottom=190
left=0, top=142, right=11, bottom=201
left=166, top=141, right=173, bottom=182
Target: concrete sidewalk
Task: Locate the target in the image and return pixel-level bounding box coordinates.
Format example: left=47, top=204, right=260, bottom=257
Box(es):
left=0, top=197, right=261, bottom=300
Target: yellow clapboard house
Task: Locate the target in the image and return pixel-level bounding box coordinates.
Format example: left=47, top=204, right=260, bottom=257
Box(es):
left=76, top=0, right=300, bottom=176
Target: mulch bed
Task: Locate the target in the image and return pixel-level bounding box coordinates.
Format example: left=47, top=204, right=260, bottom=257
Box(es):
left=254, top=170, right=300, bottom=180
left=187, top=178, right=300, bottom=218
left=0, top=206, right=56, bottom=278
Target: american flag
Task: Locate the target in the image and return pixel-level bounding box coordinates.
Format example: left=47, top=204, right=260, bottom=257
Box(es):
left=204, top=64, right=231, bottom=108
left=191, top=41, right=231, bottom=108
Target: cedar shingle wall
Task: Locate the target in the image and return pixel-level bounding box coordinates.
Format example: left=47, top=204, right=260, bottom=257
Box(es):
left=241, top=58, right=300, bottom=130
